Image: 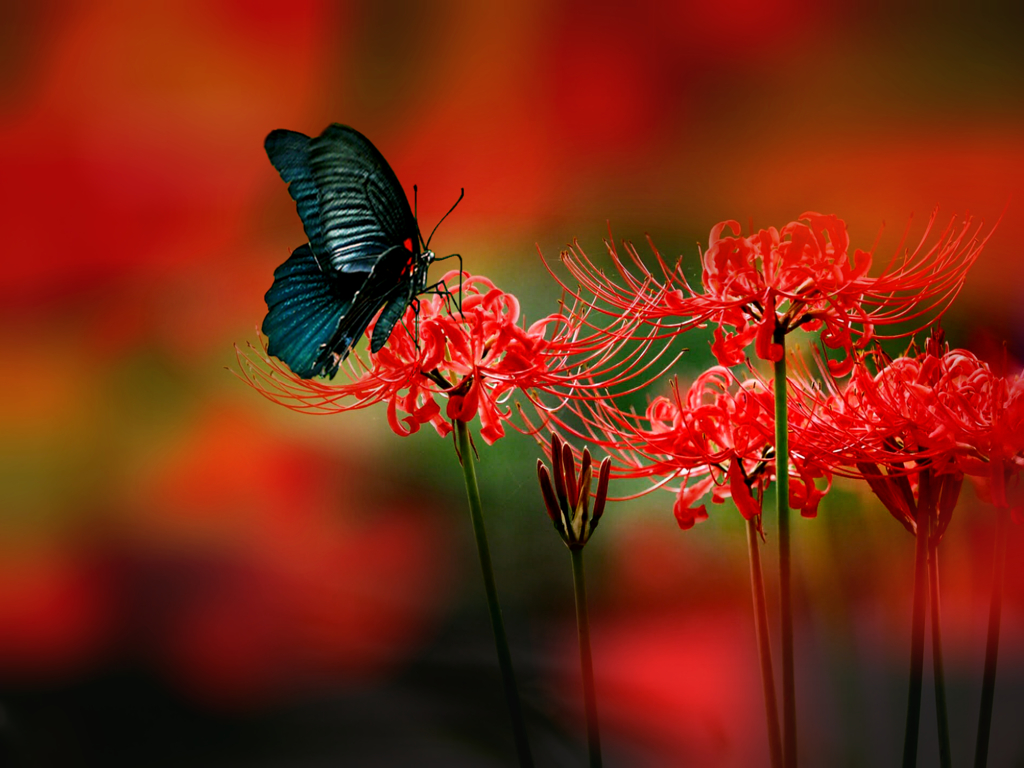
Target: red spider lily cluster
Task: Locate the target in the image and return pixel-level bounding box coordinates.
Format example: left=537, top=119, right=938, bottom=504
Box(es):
left=238, top=271, right=669, bottom=445
left=241, top=207, right=1019, bottom=766
left=550, top=366, right=830, bottom=531
left=541, top=210, right=1017, bottom=534
left=557, top=210, right=990, bottom=374
left=535, top=209, right=1024, bottom=768
left=786, top=331, right=1024, bottom=535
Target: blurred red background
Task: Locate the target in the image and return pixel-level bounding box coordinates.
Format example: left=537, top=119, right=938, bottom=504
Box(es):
left=1, top=1, right=1023, bottom=766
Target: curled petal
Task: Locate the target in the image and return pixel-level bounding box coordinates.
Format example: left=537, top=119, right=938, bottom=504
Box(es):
left=728, top=459, right=760, bottom=520
left=673, top=476, right=715, bottom=530
left=754, top=294, right=783, bottom=362
left=826, top=351, right=856, bottom=377
left=711, top=327, right=750, bottom=367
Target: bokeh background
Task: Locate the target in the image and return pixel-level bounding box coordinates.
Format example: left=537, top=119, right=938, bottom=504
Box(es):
left=2, top=1, right=1023, bottom=766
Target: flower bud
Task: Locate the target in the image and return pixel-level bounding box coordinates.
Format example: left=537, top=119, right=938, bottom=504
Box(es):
left=537, top=433, right=611, bottom=549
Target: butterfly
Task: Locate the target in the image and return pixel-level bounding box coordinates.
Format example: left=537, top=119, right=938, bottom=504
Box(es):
left=261, top=124, right=460, bottom=379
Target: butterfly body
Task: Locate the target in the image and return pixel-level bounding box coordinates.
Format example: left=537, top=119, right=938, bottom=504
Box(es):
left=262, top=124, right=436, bottom=379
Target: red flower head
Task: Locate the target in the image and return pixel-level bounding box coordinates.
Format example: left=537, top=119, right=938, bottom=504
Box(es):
left=561, top=366, right=832, bottom=532
left=555, top=212, right=991, bottom=374
left=948, top=353, right=1024, bottom=524
left=238, top=271, right=651, bottom=446
left=787, top=330, right=1007, bottom=539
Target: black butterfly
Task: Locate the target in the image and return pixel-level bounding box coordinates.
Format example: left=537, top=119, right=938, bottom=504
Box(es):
left=262, top=124, right=459, bottom=379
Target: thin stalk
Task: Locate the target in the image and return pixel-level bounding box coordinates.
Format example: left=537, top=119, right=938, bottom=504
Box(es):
left=570, top=547, right=603, bottom=768
left=929, top=534, right=951, bottom=768
left=902, top=491, right=930, bottom=768
left=748, top=515, right=784, bottom=768
left=974, top=503, right=1010, bottom=768
left=773, top=326, right=796, bottom=768
left=455, top=419, right=534, bottom=768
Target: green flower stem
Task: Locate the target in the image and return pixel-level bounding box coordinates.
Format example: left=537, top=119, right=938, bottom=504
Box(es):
left=974, top=502, right=1010, bottom=768
left=929, top=535, right=951, bottom=768
left=748, top=515, right=784, bottom=768
left=570, top=547, right=603, bottom=768
left=455, top=419, right=534, bottom=768
left=902, top=491, right=931, bottom=768
left=773, top=326, right=796, bottom=768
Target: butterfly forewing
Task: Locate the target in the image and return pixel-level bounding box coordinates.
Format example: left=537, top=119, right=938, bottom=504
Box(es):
left=264, top=130, right=325, bottom=263
left=311, top=126, right=419, bottom=271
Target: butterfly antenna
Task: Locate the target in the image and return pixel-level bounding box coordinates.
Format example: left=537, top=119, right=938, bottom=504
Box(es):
left=414, top=185, right=424, bottom=250
left=425, top=188, right=465, bottom=250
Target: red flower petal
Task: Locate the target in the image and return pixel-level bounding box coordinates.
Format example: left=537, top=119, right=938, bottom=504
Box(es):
left=728, top=459, right=760, bottom=520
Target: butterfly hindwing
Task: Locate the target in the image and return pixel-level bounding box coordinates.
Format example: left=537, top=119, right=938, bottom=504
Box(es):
left=371, top=291, right=413, bottom=354
left=262, top=244, right=364, bottom=379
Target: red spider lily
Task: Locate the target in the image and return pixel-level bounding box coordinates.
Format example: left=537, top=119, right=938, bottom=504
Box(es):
left=554, top=212, right=991, bottom=373
left=784, top=330, right=1024, bottom=764
left=237, top=271, right=667, bottom=445
left=954, top=360, right=1024, bottom=525
left=988, top=377, right=1024, bottom=526
left=964, top=357, right=1024, bottom=768
left=546, top=366, right=832, bottom=531
left=784, top=330, right=1012, bottom=539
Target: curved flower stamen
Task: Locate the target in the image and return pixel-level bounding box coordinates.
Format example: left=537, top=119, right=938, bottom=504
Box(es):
left=552, top=212, right=992, bottom=373
left=238, top=271, right=683, bottom=445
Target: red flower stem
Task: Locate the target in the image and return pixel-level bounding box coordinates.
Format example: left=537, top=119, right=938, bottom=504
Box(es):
left=455, top=419, right=534, bottom=768
left=773, top=326, right=797, bottom=768
left=570, top=546, right=603, bottom=768
left=974, top=502, right=1010, bottom=768
left=929, top=532, right=951, bottom=768
left=902, top=484, right=931, bottom=768
left=747, top=515, right=784, bottom=768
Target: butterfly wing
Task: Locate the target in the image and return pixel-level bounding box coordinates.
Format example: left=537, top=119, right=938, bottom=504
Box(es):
left=371, top=290, right=414, bottom=354
left=262, top=130, right=325, bottom=265
left=261, top=244, right=368, bottom=379
left=325, top=246, right=412, bottom=359
left=264, top=124, right=420, bottom=275
left=263, top=124, right=426, bottom=375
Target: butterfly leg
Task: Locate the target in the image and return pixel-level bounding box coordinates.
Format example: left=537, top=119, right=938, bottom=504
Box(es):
left=411, top=296, right=422, bottom=348
left=424, top=253, right=464, bottom=318
left=424, top=279, right=459, bottom=317
left=392, top=293, right=423, bottom=350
